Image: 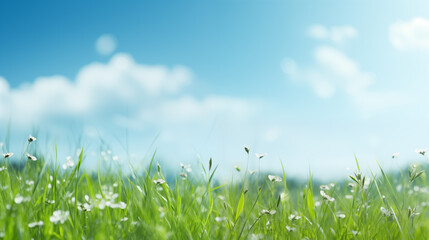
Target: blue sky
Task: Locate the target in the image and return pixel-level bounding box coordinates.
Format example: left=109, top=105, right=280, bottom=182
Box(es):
left=1, top=1, right=429, bottom=179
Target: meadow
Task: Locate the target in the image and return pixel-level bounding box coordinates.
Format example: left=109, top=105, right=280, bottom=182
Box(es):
left=0, top=136, right=428, bottom=239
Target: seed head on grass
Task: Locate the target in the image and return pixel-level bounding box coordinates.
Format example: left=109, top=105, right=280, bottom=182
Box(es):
left=408, top=206, right=420, bottom=218
left=255, top=153, right=266, bottom=159
left=415, top=148, right=427, bottom=156
left=392, top=152, right=400, bottom=158
left=244, top=146, right=250, bottom=154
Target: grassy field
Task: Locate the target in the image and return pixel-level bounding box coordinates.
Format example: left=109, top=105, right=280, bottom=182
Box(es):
left=0, top=137, right=428, bottom=239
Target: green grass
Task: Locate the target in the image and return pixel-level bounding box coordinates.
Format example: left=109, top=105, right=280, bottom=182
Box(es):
left=1, top=140, right=429, bottom=239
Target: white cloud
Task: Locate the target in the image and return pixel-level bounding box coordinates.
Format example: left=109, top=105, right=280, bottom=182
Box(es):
left=283, top=46, right=404, bottom=114
left=0, top=53, right=255, bottom=133
left=308, top=25, right=357, bottom=43
left=95, top=34, right=117, bottom=56
left=389, top=17, right=429, bottom=51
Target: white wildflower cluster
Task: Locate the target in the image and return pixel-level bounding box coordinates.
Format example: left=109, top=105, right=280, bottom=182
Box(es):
left=70, top=194, right=93, bottom=212
left=101, top=150, right=118, bottom=161
left=93, top=185, right=127, bottom=210
left=28, top=221, right=44, bottom=228
left=14, top=193, right=30, bottom=204
left=62, top=156, right=75, bottom=169
left=320, top=191, right=335, bottom=202
left=25, top=180, right=34, bottom=191
left=49, top=210, right=69, bottom=224
left=286, top=225, right=296, bottom=232
left=380, top=207, right=394, bottom=220
left=215, top=217, right=226, bottom=222
left=288, top=213, right=301, bottom=221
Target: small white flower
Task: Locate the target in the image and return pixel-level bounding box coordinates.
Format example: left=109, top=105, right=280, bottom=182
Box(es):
left=249, top=170, right=257, bottom=175
left=288, top=214, right=301, bottom=221
left=392, top=152, right=400, bottom=159
left=255, top=153, right=266, bottom=159
left=180, top=172, right=188, bottom=179
left=408, top=206, right=420, bottom=218
left=320, top=185, right=330, bottom=190
left=336, top=213, right=346, bottom=219
left=2, top=152, right=13, bottom=159
left=120, top=217, right=128, bottom=222
left=26, top=153, right=37, bottom=161
left=415, top=148, right=427, bottom=156
left=320, top=191, right=335, bottom=202
left=62, top=156, right=75, bottom=169
left=180, top=163, right=192, bottom=172
left=25, top=180, right=34, bottom=186
left=82, top=203, right=92, bottom=212
left=268, top=175, right=282, bottom=183
left=260, top=209, right=276, bottom=215
left=215, top=217, right=226, bottom=222
left=345, top=195, right=353, bottom=199
left=286, top=225, right=296, bottom=232
left=28, top=221, right=44, bottom=228
left=112, top=156, right=119, bottom=161
left=28, top=135, right=37, bottom=143
left=380, top=207, right=391, bottom=217
left=49, top=210, right=69, bottom=224
left=153, top=179, right=165, bottom=185
left=14, top=194, right=24, bottom=204
left=0, top=166, right=7, bottom=172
